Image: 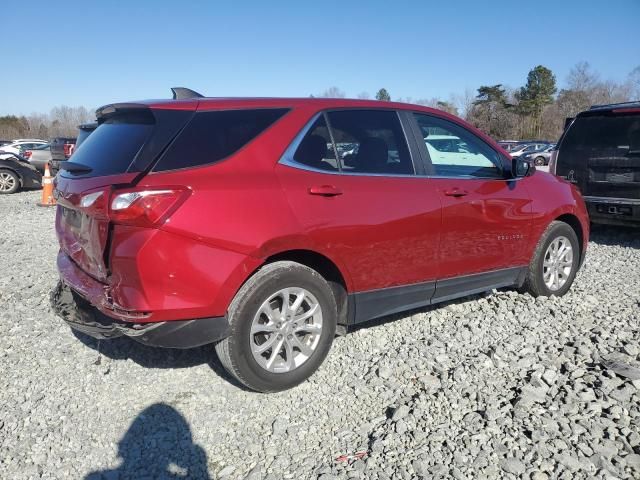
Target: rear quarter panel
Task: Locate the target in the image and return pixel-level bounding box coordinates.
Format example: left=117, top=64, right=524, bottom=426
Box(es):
left=136, top=106, right=354, bottom=316
left=522, top=170, right=590, bottom=259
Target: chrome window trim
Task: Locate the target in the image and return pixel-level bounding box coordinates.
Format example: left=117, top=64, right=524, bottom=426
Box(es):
left=278, top=111, right=518, bottom=181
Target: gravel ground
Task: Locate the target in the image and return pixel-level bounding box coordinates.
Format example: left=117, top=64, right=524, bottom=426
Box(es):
left=1, top=190, right=639, bottom=480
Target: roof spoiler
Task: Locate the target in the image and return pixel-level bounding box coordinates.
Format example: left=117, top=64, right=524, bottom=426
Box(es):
left=590, top=100, right=640, bottom=111
left=171, top=87, right=204, bottom=100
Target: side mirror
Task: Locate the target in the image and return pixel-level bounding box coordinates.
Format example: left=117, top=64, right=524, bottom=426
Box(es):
left=512, top=157, right=535, bottom=178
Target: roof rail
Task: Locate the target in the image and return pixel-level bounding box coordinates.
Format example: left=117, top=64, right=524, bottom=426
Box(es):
left=171, top=87, right=204, bottom=100
left=589, top=100, right=640, bottom=110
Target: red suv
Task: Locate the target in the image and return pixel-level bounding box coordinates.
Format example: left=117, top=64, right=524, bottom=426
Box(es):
left=52, top=89, right=589, bottom=392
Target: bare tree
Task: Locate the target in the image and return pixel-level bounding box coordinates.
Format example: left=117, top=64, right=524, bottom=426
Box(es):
left=356, top=92, right=370, bottom=99
left=0, top=105, right=95, bottom=140
left=318, top=87, right=346, bottom=98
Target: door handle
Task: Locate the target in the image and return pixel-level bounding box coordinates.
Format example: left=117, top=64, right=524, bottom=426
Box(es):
left=308, top=185, right=343, bottom=197
left=444, top=188, right=469, bottom=197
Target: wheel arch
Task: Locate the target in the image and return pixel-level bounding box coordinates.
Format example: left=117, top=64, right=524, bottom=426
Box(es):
left=262, top=249, right=351, bottom=325
left=0, top=165, right=23, bottom=190
left=0, top=164, right=23, bottom=182
left=554, top=213, right=585, bottom=261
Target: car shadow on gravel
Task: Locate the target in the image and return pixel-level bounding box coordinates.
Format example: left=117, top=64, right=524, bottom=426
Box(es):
left=590, top=224, right=640, bottom=249
left=72, top=331, right=249, bottom=390
left=84, top=403, right=211, bottom=479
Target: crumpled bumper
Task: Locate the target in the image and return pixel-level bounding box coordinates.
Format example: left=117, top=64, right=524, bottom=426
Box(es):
left=50, top=282, right=230, bottom=349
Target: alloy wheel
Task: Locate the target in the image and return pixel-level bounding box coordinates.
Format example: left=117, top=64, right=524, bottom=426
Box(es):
left=543, top=236, right=574, bottom=291
left=0, top=172, right=17, bottom=192
left=250, top=287, right=323, bottom=373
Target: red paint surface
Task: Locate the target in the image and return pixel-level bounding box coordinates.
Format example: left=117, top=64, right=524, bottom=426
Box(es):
left=54, top=98, right=589, bottom=323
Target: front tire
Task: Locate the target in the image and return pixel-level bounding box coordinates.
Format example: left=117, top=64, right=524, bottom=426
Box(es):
left=0, top=169, right=20, bottom=194
left=215, top=261, right=337, bottom=392
left=534, top=156, right=546, bottom=166
left=521, top=221, right=580, bottom=297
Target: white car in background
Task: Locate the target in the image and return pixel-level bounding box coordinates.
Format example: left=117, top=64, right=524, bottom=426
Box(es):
left=0, top=139, right=48, bottom=159
left=424, top=134, right=495, bottom=167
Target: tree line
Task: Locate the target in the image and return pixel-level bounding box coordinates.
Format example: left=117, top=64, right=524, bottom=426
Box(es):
left=316, top=62, right=640, bottom=141
left=2, top=62, right=638, bottom=142
left=0, top=106, right=94, bottom=141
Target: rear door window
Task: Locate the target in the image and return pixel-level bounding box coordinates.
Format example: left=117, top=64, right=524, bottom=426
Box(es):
left=62, top=111, right=154, bottom=176
left=327, top=110, right=414, bottom=175
left=153, top=108, right=289, bottom=172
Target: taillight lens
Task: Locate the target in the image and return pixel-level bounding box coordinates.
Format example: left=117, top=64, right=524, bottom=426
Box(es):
left=548, top=149, right=558, bottom=175
left=63, top=144, right=73, bottom=158
left=24, top=150, right=32, bottom=159
left=109, top=188, right=189, bottom=227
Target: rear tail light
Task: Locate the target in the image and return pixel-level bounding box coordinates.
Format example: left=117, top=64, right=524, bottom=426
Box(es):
left=548, top=149, right=558, bottom=175
left=72, top=187, right=189, bottom=227
left=24, top=150, right=32, bottom=159
left=63, top=143, right=74, bottom=158
left=109, top=187, right=190, bottom=227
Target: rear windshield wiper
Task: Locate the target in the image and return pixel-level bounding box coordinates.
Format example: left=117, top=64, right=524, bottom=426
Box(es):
left=61, top=161, right=93, bottom=174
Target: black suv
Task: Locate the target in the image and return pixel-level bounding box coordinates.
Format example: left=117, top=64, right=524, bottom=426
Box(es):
left=551, top=101, right=640, bottom=227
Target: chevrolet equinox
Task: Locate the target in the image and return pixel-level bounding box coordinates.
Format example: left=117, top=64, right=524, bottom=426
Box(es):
left=52, top=88, right=590, bottom=392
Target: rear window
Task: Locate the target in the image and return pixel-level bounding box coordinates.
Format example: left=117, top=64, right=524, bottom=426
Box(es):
left=65, top=111, right=154, bottom=176
left=153, top=108, right=289, bottom=172
left=562, top=113, right=640, bottom=154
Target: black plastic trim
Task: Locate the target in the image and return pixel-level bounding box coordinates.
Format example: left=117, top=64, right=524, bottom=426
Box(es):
left=348, top=267, right=527, bottom=325
left=431, top=267, right=525, bottom=304
left=134, top=316, right=230, bottom=349
left=51, top=281, right=230, bottom=349
left=351, top=281, right=435, bottom=324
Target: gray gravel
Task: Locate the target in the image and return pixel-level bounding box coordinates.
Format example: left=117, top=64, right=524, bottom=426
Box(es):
left=1, top=190, right=639, bottom=480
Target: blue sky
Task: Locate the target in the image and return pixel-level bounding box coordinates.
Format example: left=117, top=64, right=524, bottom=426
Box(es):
left=2, top=0, right=639, bottom=115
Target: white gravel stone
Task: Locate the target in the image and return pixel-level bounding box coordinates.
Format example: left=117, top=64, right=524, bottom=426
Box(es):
left=1, top=191, right=639, bottom=479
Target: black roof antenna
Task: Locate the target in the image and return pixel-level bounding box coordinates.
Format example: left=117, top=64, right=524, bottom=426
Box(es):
left=171, top=87, right=205, bottom=100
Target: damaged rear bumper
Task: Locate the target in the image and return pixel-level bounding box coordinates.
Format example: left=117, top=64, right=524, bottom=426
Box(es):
left=50, top=282, right=230, bottom=349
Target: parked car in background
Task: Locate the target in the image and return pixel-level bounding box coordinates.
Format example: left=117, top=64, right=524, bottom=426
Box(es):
left=75, top=123, right=97, bottom=150
left=25, top=143, right=53, bottom=172
left=521, top=144, right=556, bottom=166
left=51, top=91, right=589, bottom=392
left=50, top=137, right=76, bottom=163
left=510, top=142, right=551, bottom=158
left=0, top=139, right=48, bottom=158
left=425, top=135, right=496, bottom=167
left=0, top=154, right=42, bottom=194
left=497, top=140, right=521, bottom=152
left=551, top=101, right=640, bottom=227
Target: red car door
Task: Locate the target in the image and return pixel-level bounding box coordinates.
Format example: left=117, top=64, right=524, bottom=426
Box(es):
left=411, top=112, right=533, bottom=299
left=276, top=110, right=442, bottom=322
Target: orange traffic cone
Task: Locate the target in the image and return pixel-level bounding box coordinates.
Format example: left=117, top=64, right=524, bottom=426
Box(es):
left=38, top=162, right=56, bottom=207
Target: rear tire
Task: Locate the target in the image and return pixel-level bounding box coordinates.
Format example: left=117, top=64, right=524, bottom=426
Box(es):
left=534, top=156, right=546, bottom=166
left=0, top=169, right=20, bottom=194
left=521, top=221, right=580, bottom=297
left=215, top=261, right=337, bottom=392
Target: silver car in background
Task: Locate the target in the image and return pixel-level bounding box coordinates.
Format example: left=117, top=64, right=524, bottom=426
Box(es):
left=26, top=144, right=53, bottom=172
left=521, top=144, right=556, bottom=166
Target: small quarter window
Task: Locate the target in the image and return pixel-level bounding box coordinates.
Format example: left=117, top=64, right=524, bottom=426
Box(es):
left=154, top=108, right=288, bottom=172
left=293, top=115, right=339, bottom=171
